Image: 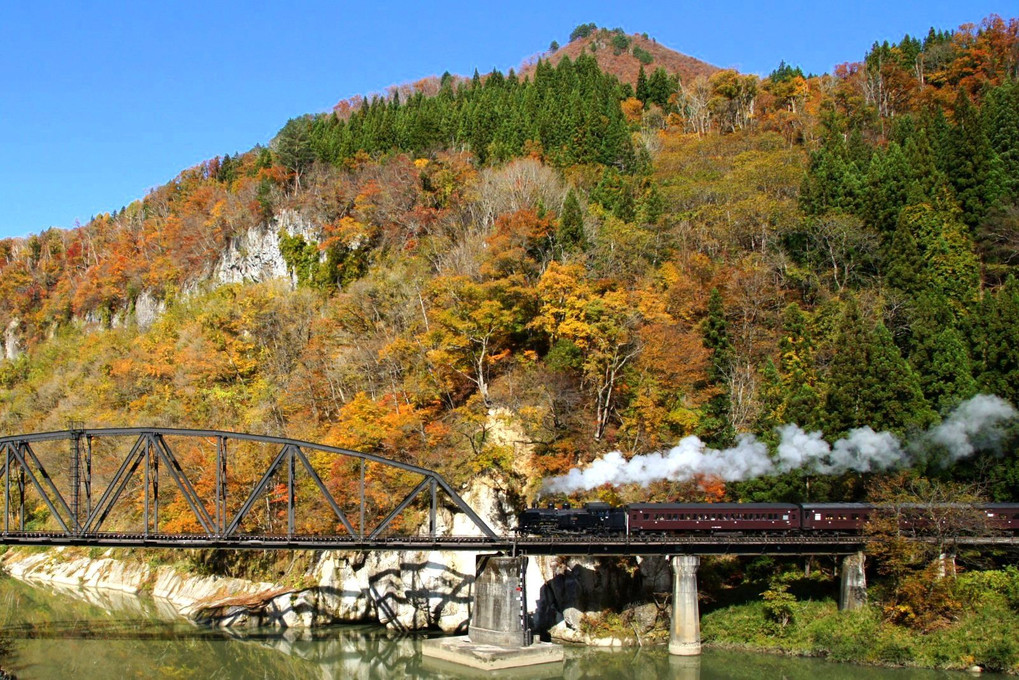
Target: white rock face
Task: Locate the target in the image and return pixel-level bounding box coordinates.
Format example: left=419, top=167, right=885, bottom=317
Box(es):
left=1, top=547, right=280, bottom=619
left=134, top=290, right=165, bottom=330
left=309, top=548, right=482, bottom=633
left=215, top=225, right=290, bottom=285
left=306, top=475, right=516, bottom=633
left=0, top=478, right=660, bottom=639
left=214, top=209, right=321, bottom=285
left=4, top=318, right=21, bottom=360
left=4, top=548, right=152, bottom=593
left=532, top=554, right=670, bottom=645
left=486, top=407, right=535, bottom=478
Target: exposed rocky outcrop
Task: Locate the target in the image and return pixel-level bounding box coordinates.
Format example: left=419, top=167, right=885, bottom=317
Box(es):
left=531, top=554, right=671, bottom=645
left=1, top=477, right=668, bottom=644
left=62, top=209, right=324, bottom=333
left=133, top=290, right=165, bottom=330
left=214, top=209, right=321, bottom=285
left=3, top=319, right=21, bottom=361
left=1, top=548, right=283, bottom=619
left=188, top=475, right=518, bottom=631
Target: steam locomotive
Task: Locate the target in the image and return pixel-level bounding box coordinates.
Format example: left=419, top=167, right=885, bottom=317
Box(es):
left=517, top=501, right=1019, bottom=537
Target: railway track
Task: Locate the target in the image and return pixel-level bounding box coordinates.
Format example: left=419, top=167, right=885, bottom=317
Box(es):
left=3, top=530, right=1016, bottom=555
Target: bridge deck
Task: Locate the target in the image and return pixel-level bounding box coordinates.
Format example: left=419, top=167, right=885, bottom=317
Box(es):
left=3, top=532, right=1018, bottom=556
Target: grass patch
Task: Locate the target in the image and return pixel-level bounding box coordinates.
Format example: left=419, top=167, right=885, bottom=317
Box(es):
left=702, top=594, right=1019, bottom=673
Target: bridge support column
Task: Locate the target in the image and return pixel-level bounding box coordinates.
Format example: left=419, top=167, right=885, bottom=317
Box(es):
left=423, top=554, right=564, bottom=671
left=669, top=555, right=701, bottom=656
left=839, top=551, right=867, bottom=611
left=468, top=555, right=530, bottom=647
left=936, top=552, right=956, bottom=579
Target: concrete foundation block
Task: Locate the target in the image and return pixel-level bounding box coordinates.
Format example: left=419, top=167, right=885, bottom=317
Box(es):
left=421, top=636, right=563, bottom=674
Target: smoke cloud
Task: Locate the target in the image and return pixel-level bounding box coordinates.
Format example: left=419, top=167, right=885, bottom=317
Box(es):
left=542, top=395, right=1017, bottom=495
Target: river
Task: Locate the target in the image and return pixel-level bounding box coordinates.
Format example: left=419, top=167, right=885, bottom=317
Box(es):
left=0, top=576, right=1004, bottom=679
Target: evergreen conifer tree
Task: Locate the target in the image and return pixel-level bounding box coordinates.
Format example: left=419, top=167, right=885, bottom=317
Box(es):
left=647, top=67, right=675, bottom=109
left=972, top=277, right=1019, bottom=404
left=637, top=183, right=664, bottom=225
left=903, top=128, right=953, bottom=207
left=862, top=142, right=911, bottom=234
left=699, top=288, right=735, bottom=446
left=884, top=216, right=923, bottom=294
left=557, top=189, right=586, bottom=253
left=946, top=89, right=1002, bottom=228
left=983, top=80, right=1019, bottom=201
left=777, top=303, right=822, bottom=429
left=800, top=136, right=863, bottom=215
left=756, top=357, right=785, bottom=435
left=898, top=204, right=980, bottom=305
left=635, top=65, right=650, bottom=104
left=823, top=299, right=934, bottom=437
left=904, top=294, right=977, bottom=413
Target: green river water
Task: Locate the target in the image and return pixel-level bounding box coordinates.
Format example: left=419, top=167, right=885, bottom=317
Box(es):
left=0, top=576, right=1005, bottom=679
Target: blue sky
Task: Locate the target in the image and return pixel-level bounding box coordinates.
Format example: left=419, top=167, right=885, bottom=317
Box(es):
left=1, top=1, right=1014, bottom=239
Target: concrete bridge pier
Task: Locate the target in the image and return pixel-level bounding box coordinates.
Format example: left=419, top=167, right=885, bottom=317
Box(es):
left=936, top=552, right=957, bottom=579
left=669, top=555, right=701, bottom=656
left=839, top=551, right=867, bottom=611
left=421, top=554, right=563, bottom=672
left=467, top=555, right=531, bottom=647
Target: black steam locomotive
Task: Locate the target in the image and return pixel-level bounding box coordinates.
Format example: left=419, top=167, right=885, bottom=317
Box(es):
left=517, top=501, right=1019, bottom=537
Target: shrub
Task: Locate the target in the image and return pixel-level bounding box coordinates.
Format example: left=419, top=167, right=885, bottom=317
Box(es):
left=806, top=608, right=879, bottom=662
left=570, top=23, right=596, bottom=42
left=882, top=563, right=963, bottom=632
left=980, top=637, right=1019, bottom=672
left=761, top=583, right=797, bottom=630
left=633, top=46, right=653, bottom=65
left=957, top=567, right=1019, bottom=611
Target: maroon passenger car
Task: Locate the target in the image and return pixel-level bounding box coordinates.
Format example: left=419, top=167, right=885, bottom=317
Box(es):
left=627, top=503, right=800, bottom=534
left=800, top=503, right=875, bottom=533
left=979, top=504, right=1019, bottom=531
left=801, top=502, right=1019, bottom=534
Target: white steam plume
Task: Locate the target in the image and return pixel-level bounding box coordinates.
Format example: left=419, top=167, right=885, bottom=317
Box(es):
left=925, top=394, right=1017, bottom=462
left=542, top=395, right=1017, bottom=495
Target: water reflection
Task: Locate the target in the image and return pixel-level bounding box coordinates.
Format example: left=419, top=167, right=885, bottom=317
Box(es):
left=0, top=577, right=1007, bottom=679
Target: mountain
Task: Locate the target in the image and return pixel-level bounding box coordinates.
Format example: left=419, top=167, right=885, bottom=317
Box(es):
left=0, top=16, right=1017, bottom=514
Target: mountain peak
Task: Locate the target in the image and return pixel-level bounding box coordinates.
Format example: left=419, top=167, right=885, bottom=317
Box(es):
left=525, top=27, right=719, bottom=87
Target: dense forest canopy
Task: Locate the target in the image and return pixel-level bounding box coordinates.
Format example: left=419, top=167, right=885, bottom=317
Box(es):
left=0, top=16, right=1018, bottom=526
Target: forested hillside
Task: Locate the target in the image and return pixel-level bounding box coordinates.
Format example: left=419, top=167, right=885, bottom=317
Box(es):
left=1, top=16, right=1018, bottom=516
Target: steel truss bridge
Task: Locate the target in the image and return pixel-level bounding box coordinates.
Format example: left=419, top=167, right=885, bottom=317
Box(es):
left=2, top=428, right=1018, bottom=557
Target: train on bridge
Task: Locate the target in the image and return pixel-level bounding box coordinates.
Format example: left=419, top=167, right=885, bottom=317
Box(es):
left=517, top=502, right=1019, bottom=537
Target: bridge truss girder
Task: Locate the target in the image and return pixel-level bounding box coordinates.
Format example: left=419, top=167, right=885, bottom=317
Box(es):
left=0, top=428, right=496, bottom=542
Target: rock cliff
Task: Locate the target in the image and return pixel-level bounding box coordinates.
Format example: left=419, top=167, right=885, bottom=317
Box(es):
left=1, top=477, right=669, bottom=643
left=214, top=209, right=320, bottom=286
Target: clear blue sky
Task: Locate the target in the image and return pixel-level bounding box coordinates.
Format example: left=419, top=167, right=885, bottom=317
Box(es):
left=1, top=1, right=1013, bottom=239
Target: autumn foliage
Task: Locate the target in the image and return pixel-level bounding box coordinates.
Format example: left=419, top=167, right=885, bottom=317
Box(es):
left=1, top=16, right=1019, bottom=539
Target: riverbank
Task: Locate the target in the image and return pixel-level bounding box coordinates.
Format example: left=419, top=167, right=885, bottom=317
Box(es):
left=5, top=571, right=996, bottom=680
left=702, top=593, right=1019, bottom=674
left=0, top=544, right=670, bottom=645
left=5, top=544, right=1018, bottom=674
